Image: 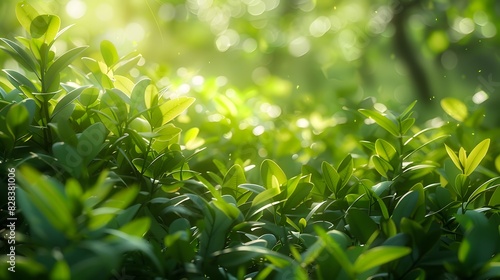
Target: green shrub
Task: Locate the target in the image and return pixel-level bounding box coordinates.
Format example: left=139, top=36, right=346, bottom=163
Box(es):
left=1, top=2, right=500, bottom=280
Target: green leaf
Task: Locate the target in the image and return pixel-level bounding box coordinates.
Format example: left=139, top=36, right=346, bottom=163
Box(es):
left=222, top=164, right=246, bottom=194
left=130, top=78, right=150, bottom=115
left=441, top=97, right=468, bottom=122
left=17, top=166, right=75, bottom=235
left=0, top=38, right=37, bottom=72
left=118, top=217, right=151, bottom=238
left=6, top=101, right=31, bottom=138
left=372, top=155, right=393, bottom=178
left=260, top=159, right=287, bottom=189
left=337, top=154, right=354, bottom=190
left=316, top=227, right=354, bottom=277
left=459, top=147, right=467, bottom=169
left=105, top=229, right=164, bottom=274
left=400, top=118, right=415, bottom=135
left=16, top=2, right=39, bottom=33
left=238, top=183, right=266, bottom=194
left=359, top=109, right=400, bottom=136
left=251, top=187, right=281, bottom=207
left=283, top=182, right=313, bottom=212
left=44, top=46, right=88, bottom=92
left=51, top=86, right=89, bottom=121
left=89, top=187, right=139, bottom=230
left=83, top=171, right=113, bottom=208
left=164, top=231, right=195, bottom=263
left=489, top=187, right=500, bottom=206
left=3, top=69, right=38, bottom=93
left=322, top=161, right=340, bottom=194
left=445, top=144, right=462, bottom=172
left=346, top=209, right=378, bottom=243
left=399, top=100, right=417, bottom=120
left=392, top=190, right=419, bottom=227
left=30, top=15, right=60, bottom=43
left=213, top=246, right=293, bottom=268
left=375, top=139, right=397, bottom=163
left=79, top=87, right=100, bottom=106
left=456, top=211, right=498, bottom=271
left=467, top=177, right=500, bottom=205
left=159, top=96, right=195, bottom=125
left=354, top=246, right=411, bottom=273
left=197, top=200, right=235, bottom=259
left=50, top=259, right=71, bottom=280
left=78, top=122, right=107, bottom=165
left=464, top=139, right=490, bottom=176
left=114, top=53, right=142, bottom=74
left=52, top=142, right=82, bottom=177
left=100, top=40, right=119, bottom=67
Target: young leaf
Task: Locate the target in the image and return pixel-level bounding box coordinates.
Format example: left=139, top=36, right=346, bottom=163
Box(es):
left=445, top=144, right=462, bottom=172
left=51, top=86, right=89, bottom=121
left=359, top=109, right=400, bottom=136
left=283, top=182, right=313, bottom=212
left=130, top=78, right=150, bottom=115
left=399, top=100, right=417, bottom=120
left=44, top=46, right=88, bottom=92
left=337, top=154, right=354, bottom=189
left=251, top=187, right=280, bottom=207
left=16, top=1, right=39, bottom=33
left=261, top=159, right=287, bottom=189
left=400, top=118, right=415, bottom=135
left=375, top=139, right=397, bottom=163
left=222, top=164, right=246, bottom=192
left=372, top=155, right=393, bottom=178
left=321, top=161, right=340, bottom=194
left=100, top=40, right=119, bottom=67
left=459, top=147, right=467, bottom=170
left=30, top=15, right=60, bottom=43
left=117, top=217, right=151, bottom=238
left=441, top=97, right=468, bottom=122
left=354, top=246, right=411, bottom=273
left=464, top=139, right=490, bottom=176
left=159, top=96, right=195, bottom=125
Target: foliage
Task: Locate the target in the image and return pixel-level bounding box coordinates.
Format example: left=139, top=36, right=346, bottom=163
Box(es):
left=1, top=2, right=500, bottom=280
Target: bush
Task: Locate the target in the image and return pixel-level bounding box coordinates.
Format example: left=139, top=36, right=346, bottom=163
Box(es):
left=1, top=2, right=500, bottom=280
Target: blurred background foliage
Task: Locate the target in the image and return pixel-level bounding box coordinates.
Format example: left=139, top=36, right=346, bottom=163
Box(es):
left=1, top=0, right=500, bottom=176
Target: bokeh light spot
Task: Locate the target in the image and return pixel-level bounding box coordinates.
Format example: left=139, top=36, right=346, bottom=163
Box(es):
left=159, top=4, right=176, bottom=21
left=242, top=38, right=257, bottom=53
left=457, top=18, right=475, bottom=34
left=309, top=16, right=331, bottom=37
left=481, top=23, right=497, bottom=38
left=253, top=125, right=265, bottom=136
left=125, top=23, right=145, bottom=43
left=472, top=90, right=488, bottom=104
left=288, top=37, right=310, bottom=57
left=66, top=0, right=86, bottom=19
left=247, top=1, right=266, bottom=16
left=94, top=3, right=113, bottom=22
